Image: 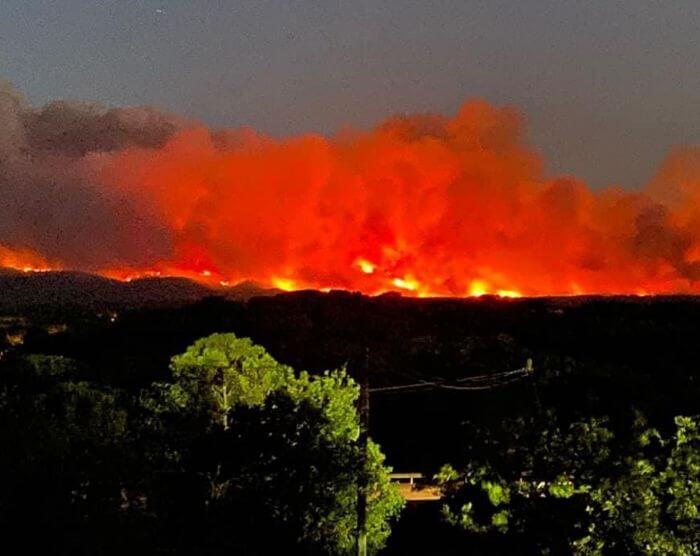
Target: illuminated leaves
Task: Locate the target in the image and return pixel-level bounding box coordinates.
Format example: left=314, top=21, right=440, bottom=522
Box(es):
left=440, top=414, right=700, bottom=555
left=168, top=333, right=290, bottom=428
left=149, top=333, right=403, bottom=554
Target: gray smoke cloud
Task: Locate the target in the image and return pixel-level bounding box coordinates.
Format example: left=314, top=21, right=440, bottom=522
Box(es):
left=0, top=79, right=177, bottom=269
left=1, top=78, right=699, bottom=294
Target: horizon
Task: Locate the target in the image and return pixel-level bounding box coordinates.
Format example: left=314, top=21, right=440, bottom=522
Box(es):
left=2, top=2, right=700, bottom=297
left=2, top=4, right=700, bottom=554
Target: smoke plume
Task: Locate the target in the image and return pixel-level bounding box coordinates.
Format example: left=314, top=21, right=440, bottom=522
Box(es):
left=2, top=79, right=700, bottom=296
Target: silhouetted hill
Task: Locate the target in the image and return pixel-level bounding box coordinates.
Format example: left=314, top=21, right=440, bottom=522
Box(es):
left=221, top=279, right=283, bottom=301
left=0, top=268, right=278, bottom=311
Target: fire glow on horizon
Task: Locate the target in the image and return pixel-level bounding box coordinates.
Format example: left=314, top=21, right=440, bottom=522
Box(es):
left=2, top=80, right=700, bottom=298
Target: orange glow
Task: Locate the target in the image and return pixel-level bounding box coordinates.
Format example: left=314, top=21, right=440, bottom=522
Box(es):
left=272, top=277, right=298, bottom=291
left=392, top=277, right=418, bottom=292
left=469, top=280, right=489, bottom=297
left=496, top=289, right=522, bottom=299
left=356, top=258, right=376, bottom=274
left=0, top=245, right=59, bottom=274
left=3, top=101, right=700, bottom=297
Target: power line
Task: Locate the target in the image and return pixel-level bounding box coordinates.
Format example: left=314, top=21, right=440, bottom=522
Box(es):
left=369, top=359, right=533, bottom=393
left=356, top=352, right=533, bottom=552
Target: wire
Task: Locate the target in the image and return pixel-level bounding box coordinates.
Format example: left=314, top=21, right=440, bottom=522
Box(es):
left=453, top=367, right=528, bottom=382
left=369, top=382, right=434, bottom=393
left=437, top=375, right=529, bottom=391
left=369, top=360, right=533, bottom=393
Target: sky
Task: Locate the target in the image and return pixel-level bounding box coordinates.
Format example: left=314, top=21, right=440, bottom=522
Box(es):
left=1, top=0, right=699, bottom=189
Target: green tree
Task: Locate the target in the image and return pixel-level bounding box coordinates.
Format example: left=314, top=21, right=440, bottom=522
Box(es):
left=168, top=333, right=289, bottom=428
left=0, top=354, right=132, bottom=553
left=438, top=413, right=700, bottom=555
left=576, top=416, right=700, bottom=555
left=145, top=333, right=403, bottom=555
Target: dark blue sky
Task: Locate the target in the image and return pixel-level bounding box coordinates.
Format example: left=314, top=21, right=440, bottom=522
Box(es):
left=1, top=0, right=698, bottom=188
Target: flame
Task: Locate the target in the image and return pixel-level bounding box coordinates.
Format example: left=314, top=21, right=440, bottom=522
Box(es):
left=272, top=277, right=298, bottom=291
left=0, top=245, right=59, bottom=274
left=356, top=258, right=376, bottom=274
left=392, top=277, right=418, bottom=292
left=3, top=99, right=700, bottom=297
left=468, top=280, right=489, bottom=297
left=496, top=289, right=522, bottom=299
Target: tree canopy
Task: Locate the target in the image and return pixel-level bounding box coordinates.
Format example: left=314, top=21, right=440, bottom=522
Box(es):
left=145, top=333, right=404, bottom=555
left=438, top=412, right=700, bottom=555
left=0, top=354, right=133, bottom=553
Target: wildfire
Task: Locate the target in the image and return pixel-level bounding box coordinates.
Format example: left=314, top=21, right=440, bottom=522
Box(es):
left=392, top=277, right=418, bottom=292
left=0, top=246, right=59, bottom=274
left=0, top=241, right=531, bottom=298
left=468, top=280, right=489, bottom=297
left=356, top=258, right=376, bottom=275
left=272, top=277, right=298, bottom=291
left=496, top=289, right=522, bottom=299
left=2, top=90, right=700, bottom=297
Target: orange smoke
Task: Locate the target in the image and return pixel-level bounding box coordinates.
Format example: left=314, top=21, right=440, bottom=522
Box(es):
left=0, top=245, right=59, bottom=274
left=4, top=98, right=700, bottom=296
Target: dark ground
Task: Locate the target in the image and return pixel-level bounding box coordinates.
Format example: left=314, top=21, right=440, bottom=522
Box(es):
left=4, top=286, right=700, bottom=554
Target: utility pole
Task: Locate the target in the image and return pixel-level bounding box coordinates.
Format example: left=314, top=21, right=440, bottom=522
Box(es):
left=354, top=350, right=533, bottom=554
left=356, top=346, right=370, bottom=556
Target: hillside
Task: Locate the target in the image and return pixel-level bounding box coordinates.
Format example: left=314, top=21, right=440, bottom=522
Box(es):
left=0, top=268, right=279, bottom=311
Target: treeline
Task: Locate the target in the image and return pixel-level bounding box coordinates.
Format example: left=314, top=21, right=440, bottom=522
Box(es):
left=437, top=412, right=700, bottom=554
left=0, top=334, right=403, bottom=555
left=3, top=293, right=700, bottom=554
left=2, top=332, right=699, bottom=554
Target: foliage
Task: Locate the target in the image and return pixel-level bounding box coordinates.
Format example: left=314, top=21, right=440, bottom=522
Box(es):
left=577, top=415, right=700, bottom=555
left=0, top=336, right=403, bottom=554
left=438, top=413, right=700, bottom=555
left=167, top=333, right=291, bottom=427
left=144, top=332, right=404, bottom=555
left=0, top=354, right=133, bottom=552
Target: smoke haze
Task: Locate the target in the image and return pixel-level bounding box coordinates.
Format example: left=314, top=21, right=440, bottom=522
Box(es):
left=2, top=79, right=700, bottom=296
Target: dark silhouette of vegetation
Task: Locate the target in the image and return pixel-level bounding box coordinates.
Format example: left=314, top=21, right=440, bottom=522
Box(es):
left=0, top=334, right=402, bottom=555
left=0, top=354, right=136, bottom=554
left=438, top=412, right=700, bottom=554
left=2, top=292, right=700, bottom=554
left=141, top=333, right=403, bottom=554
